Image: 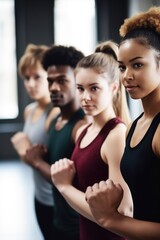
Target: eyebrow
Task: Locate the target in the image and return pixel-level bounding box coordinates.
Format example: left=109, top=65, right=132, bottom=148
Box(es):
left=76, top=82, right=99, bottom=87
left=118, top=57, right=143, bottom=64
left=47, top=74, right=67, bottom=80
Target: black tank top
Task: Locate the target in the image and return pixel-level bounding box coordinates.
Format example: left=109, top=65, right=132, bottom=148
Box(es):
left=121, top=112, right=160, bottom=222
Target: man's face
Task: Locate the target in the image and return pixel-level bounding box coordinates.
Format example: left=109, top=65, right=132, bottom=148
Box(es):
left=47, top=65, right=76, bottom=107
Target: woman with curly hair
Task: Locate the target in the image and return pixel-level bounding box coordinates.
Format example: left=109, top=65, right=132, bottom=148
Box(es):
left=85, top=6, right=160, bottom=240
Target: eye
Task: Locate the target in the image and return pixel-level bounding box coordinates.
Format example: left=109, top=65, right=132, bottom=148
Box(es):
left=34, top=74, right=41, bottom=80
left=24, top=76, right=30, bottom=81
left=47, top=78, right=52, bottom=85
left=91, top=86, right=99, bottom=91
left=133, top=63, right=143, bottom=69
left=58, top=78, right=65, bottom=84
left=118, top=65, right=126, bottom=73
left=77, top=86, right=84, bottom=92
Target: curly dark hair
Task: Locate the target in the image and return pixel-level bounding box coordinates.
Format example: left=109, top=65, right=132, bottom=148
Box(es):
left=120, top=6, right=160, bottom=37
left=119, top=6, right=160, bottom=51
left=42, top=45, right=85, bottom=70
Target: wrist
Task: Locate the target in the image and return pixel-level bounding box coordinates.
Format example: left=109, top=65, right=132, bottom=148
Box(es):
left=57, top=183, right=73, bottom=195
left=32, top=158, right=42, bottom=169
left=103, top=211, right=124, bottom=231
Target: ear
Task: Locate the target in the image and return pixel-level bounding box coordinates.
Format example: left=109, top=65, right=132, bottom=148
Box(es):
left=111, top=81, right=119, bottom=96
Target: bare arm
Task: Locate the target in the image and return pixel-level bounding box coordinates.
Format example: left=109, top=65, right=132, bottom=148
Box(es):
left=10, top=131, right=31, bottom=158
left=10, top=131, right=51, bottom=183
left=10, top=104, right=34, bottom=158
left=25, top=144, right=52, bottom=183
left=102, top=124, right=133, bottom=217
left=85, top=179, right=160, bottom=240
left=85, top=124, right=160, bottom=240
left=50, top=158, right=96, bottom=222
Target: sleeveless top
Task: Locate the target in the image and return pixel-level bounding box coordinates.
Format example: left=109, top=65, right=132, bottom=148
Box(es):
left=47, top=108, right=85, bottom=235
left=121, top=112, right=160, bottom=222
left=23, top=102, right=54, bottom=206
left=71, top=117, right=125, bottom=240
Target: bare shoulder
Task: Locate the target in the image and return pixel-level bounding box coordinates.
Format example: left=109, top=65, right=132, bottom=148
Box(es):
left=108, top=122, right=127, bottom=140
left=101, top=123, right=127, bottom=164
left=45, top=107, right=60, bottom=131
left=72, top=115, right=92, bottom=143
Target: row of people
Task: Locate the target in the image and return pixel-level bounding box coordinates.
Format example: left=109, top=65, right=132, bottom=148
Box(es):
left=11, top=44, right=60, bottom=239
left=11, top=5, right=160, bottom=240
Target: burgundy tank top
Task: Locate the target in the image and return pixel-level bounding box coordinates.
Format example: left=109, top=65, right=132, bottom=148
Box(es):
left=71, top=117, right=125, bottom=240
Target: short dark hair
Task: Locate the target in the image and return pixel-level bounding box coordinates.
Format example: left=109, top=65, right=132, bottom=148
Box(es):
left=42, top=45, right=84, bottom=71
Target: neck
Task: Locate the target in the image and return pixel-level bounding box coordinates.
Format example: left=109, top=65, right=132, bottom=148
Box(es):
left=60, top=99, right=81, bottom=120
left=37, top=97, right=51, bottom=109
left=141, top=87, right=160, bottom=118
left=92, top=108, right=116, bottom=129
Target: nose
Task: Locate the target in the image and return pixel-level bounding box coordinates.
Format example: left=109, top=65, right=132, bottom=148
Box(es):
left=123, top=68, right=134, bottom=81
left=82, top=90, right=91, bottom=102
left=26, top=78, right=36, bottom=87
left=49, top=82, right=60, bottom=92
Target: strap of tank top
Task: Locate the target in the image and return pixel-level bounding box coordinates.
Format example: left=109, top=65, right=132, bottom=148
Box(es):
left=77, top=117, right=122, bottom=145
left=27, top=102, right=52, bottom=124
left=146, top=112, right=160, bottom=139
left=126, top=112, right=160, bottom=145
left=48, top=113, right=61, bottom=132
left=76, top=123, right=92, bottom=145
left=126, top=112, right=144, bottom=144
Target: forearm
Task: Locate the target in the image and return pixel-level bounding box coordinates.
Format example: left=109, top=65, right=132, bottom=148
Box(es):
left=103, top=213, right=160, bottom=240
left=34, top=159, right=52, bottom=183
left=59, top=185, right=96, bottom=222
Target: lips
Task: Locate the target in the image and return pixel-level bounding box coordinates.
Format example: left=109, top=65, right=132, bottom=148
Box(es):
left=28, top=91, right=37, bottom=97
left=125, top=85, right=138, bottom=92
left=82, top=105, right=94, bottom=110
left=50, top=93, right=62, bottom=101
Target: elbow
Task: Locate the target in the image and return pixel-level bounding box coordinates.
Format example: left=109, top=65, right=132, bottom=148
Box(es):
left=118, top=204, right=133, bottom=218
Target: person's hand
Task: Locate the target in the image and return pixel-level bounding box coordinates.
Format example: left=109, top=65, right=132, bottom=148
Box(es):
left=10, top=132, right=31, bottom=158
left=50, top=158, right=76, bottom=192
left=25, top=144, right=48, bottom=167
left=85, top=179, right=123, bottom=226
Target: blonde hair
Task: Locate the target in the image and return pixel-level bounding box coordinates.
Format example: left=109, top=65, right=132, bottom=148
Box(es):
left=18, top=43, right=49, bottom=78
left=75, top=40, right=131, bottom=126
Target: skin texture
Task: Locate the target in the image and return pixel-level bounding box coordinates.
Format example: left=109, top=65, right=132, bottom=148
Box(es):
left=50, top=67, right=133, bottom=222
left=85, top=39, right=160, bottom=240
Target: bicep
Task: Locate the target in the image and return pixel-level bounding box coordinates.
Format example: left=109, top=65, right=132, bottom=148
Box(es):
left=101, top=126, right=133, bottom=216
left=102, top=125, right=126, bottom=172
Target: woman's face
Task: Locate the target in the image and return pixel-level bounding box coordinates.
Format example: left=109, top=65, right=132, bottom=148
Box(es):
left=76, top=68, right=117, bottom=116
left=23, top=65, right=49, bottom=100
left=118, top=39, right=160, bottom=100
